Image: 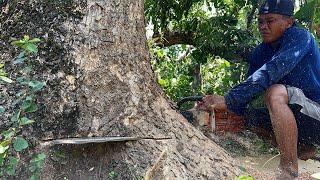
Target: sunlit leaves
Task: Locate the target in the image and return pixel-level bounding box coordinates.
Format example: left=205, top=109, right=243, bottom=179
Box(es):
left=0, top=145, right=9, bottom=154
left=150, top=42, right=247, bottom=103
left=0, top=76, right=13, bottom=83
left=0, top=63, right=4, bottom=71
left=237, top=175, right=254, bottom=180
left=146, top=0, right=258, bottom=104
left=11, top=35, right=41, bottom=54
left=145, top=0, right=203, bottom=31
left=311, top=172, right=320, bottom=179
left=0, top=64, right=12, bottom=84
left=201, top=56, right=247, bottom=95
left=151, top=44, right=197, bottom=101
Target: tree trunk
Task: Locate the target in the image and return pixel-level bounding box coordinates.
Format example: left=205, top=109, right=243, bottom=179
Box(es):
left=0, top=0, right=239, bottom=179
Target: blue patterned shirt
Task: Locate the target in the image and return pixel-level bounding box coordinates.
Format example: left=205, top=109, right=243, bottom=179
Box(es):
left=224, top=26, right=320, bottom=115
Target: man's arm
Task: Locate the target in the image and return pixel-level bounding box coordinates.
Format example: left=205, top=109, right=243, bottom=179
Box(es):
left=247, top=45, right=262, bottom=77
left=196, top=95, right=227, bottom=112
left=225, top=29, right=312, bottom=115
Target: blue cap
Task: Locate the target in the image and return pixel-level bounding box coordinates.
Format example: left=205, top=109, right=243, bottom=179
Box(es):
left=259, top=0, right=294, bottom=16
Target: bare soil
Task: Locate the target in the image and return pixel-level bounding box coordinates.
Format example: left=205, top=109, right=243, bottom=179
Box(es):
left=206, top=130, right=320, bottom=179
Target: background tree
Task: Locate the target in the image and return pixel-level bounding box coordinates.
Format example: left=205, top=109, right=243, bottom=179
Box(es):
left=145, top=0, right=260, bottom=103
left=146, top=0, right=320, bottom=103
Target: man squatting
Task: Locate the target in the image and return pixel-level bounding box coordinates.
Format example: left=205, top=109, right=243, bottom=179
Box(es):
left=197, top=0, right=320, bottom=179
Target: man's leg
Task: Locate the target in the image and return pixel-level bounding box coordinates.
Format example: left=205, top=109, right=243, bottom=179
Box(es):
left=265, top=84, right=298, bottom=178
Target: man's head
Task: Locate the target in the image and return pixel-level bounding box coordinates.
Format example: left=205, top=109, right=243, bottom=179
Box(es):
left=258, top=0, right=295, bottom=43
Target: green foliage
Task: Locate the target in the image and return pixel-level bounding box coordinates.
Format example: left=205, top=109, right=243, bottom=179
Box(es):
left=5, top=157, right=18, bottom=176
left=237, top=175, right=255, bottom=180
left=27, top=81, right=46, bottom=92
left=29, top=153, right=46, bottom=180
left=295, top=0, right=320, bottom=39
left=0, top=36, right=45, bottom=178
left=150, top=43, right=247, bottom=102
left=201, top=56, right=247, bottom=95
left=220, top=136, right=248, bottom=156
left=252, top=138, right=269, bottom=154
left=22, top=96, right=38, bottom=113
left=51, top=151, right=67, bottom=165
left=146, top=0, right=259, bottom=60
left=238, top=165, right=246, bottom=172
left=19, top=117, right=35, bottom=126
left=109, top=170, right=118, bottom=180
left=146, top=0, right=256, bottom=103
left=0, top=144, right=9, bottom=154
left=0, top=106, right=5, bottom=114
left=311, top=172, right=320, bottom=179
left=295, top=1, right=316, bottom=22
left=146, top=0, right=320, bottom=106
left=13, top=137, right=29, bottom=152
left=0, top=63, right=13, bottom=83
left=145, top=0, right=248, bottom=32
left=150, top=45, right=195, bottom=101
left=145, top=0, right=202, bottom=31
left=11, top=35, right=41, bottom=54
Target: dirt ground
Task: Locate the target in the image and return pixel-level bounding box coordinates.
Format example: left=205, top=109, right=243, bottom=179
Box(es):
left=206, top=130, right=320, bottom=179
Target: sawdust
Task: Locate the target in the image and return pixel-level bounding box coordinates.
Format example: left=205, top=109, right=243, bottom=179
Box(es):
left=206, top=130, right=320, bottom=179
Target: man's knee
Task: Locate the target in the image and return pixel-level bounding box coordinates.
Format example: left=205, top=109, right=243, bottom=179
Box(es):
left=265, top=84, right=288, bottom=108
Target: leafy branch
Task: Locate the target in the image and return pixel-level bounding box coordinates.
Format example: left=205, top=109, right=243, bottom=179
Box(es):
left=0, top=35, right=45, bottom=179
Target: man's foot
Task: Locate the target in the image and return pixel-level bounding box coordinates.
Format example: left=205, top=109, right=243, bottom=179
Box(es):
left=276, top=167, right=298, bottom=180
left=297, top=143, right=316, bottom=161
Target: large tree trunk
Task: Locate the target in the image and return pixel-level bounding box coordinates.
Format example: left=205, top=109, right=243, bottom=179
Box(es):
left=0, top=0, right=239, bottom=179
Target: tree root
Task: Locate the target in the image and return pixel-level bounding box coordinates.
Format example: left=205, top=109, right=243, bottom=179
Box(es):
left=145, top=147, right=168, bottom=180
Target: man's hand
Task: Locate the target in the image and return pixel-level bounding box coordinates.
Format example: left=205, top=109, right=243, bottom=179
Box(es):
left=196, top=95, right=227, bottom=112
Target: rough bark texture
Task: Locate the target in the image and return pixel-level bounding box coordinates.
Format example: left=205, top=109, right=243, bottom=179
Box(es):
left=0, top=0, right=240, bottom=179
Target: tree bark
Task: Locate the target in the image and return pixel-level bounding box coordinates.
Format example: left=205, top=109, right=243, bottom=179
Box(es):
left=0, top=0, right=239, bottom=179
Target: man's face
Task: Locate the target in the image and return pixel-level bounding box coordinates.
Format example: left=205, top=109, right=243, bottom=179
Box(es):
left=258, top=13, right=292, bottom=43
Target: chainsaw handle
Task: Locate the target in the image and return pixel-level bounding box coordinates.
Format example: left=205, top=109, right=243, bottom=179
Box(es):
left=177, top=96, right=203, bottom=109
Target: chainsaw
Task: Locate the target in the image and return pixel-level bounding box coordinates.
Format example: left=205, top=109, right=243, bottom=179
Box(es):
left=178, top=96, right=245, bottom=133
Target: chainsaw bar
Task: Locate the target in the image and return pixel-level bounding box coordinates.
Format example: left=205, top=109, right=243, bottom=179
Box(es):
left=177, top=96, right=203, bottom=109
left=51, top=136, right=171, bottom=145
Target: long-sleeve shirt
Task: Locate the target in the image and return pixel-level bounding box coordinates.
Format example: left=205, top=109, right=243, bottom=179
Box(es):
left=224, top=26, right=320, bottom=115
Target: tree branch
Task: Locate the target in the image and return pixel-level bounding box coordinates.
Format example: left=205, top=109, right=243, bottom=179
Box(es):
left=153, top=31, right=194, bottom=46
left=247, top=0, right=259, bottom=30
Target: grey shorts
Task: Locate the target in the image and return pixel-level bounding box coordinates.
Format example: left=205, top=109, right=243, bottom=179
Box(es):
left=286, top=86, right=320, bottom=121
left=245, top=86, right=320, bottom=144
